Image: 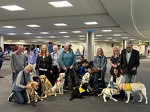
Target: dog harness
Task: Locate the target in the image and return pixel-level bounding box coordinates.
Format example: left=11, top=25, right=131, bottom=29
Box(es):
left=79, top=87, right=86, bottom=93
left=124, top=83, right=132, bottom=91
left=47, top=81, right=51, bottom=86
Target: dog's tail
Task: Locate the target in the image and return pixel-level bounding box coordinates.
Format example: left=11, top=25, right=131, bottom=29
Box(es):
left=70, top=97, right=74, bottom=101
left=98, top=89, right=104, bottom=96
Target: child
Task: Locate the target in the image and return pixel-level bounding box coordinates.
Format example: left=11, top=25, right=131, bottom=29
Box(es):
left=79, top=59, right=88, bottom=79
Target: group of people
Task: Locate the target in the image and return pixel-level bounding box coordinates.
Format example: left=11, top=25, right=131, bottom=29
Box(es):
left=6, top=41, right=139, bottom=104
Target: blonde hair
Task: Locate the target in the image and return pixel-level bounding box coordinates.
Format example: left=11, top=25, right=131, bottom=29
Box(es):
left=96, top=48, right=104, bottom=56
left=113, top=47, right=120, bottom=56
left=25, top=65, right=34, bottom=72
left=39, top=44, right=49, bottom=57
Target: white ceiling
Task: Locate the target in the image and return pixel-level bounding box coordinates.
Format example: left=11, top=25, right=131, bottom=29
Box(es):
left=0, top=0, right=148, bottom=45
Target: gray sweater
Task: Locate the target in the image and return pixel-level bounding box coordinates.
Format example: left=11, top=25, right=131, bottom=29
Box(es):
left=10, top=52, right=27, bottom=72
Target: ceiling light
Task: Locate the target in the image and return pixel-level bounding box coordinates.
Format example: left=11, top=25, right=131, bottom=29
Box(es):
left=102, top=30, right=112, bottom=32
left=49, top=36, right=56, bottom=38
left=79, top=35, right=85, bottom=37
left=72, top=31, right=81, bottom=33
left=0, top=5, right=25, bottom=11
left=122, top=37, right=128, bottom=39
left=96, top=34, right=102, bottom=37
left=7, top=33, right=16, bottom=35
left=107, top=37, right=112, bottom=39
left=59, top=31, right=68, bottom=34
left=7, top=40, right=12, bottom=41
left=112, top=39, right=117, bottom=41
left=27, top=24, right=40, bottom=27
left=54, top=23, right=67, bottom=26
left=36, top=36, right=42, bottom=38
left=63, top=36, right=70, bottom=37
left=80, top=38, right=85, bottom=40
left=32, top=41, right=37, bottom=42
left=104, top=40, right=109, bottom=41
left=19, top=40, right=24, bottom=42
left=48, top=1, right=73, bottom=8
left=40, top=32, right=49, bottom=34
left=94, top=38, right=98, bottom=39
left=23, top=33, right=32, bottom=35
left=130, top=39, right=135, bottom=40
left=113, top=34, right=121, bottom=36
left=84, top=22, right=98, bottom=25
left=3, top=26, right=16, bottom=28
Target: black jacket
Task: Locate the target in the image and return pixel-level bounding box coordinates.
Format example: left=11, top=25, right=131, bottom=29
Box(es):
left=36, top=55, right=53, bottom=71
left=120, top=49, right=140, bottom=75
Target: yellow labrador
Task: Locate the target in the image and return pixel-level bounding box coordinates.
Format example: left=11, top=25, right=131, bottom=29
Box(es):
left=98, top=88, right=120, bottom=102
left=117, top=82, right=148, bottom=104
left=39, top=75, right=56, bottom=98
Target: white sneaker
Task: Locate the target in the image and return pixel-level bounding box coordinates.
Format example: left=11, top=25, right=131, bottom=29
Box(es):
left=8, top=92, right=14, bottom=102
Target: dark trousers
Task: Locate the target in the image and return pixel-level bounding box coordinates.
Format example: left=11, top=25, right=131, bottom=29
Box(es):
left=50, top=66, right=59, bottom=86
left=61, top=69, right=75, bottom=87
left=0, top=61, right=2, bottom=69
left=39, top=70, right=51, bottom=82
left=13, top=91, right=28, bottom=104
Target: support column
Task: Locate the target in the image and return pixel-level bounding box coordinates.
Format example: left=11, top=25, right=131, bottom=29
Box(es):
left=122, top=40, right=126, bottom=50
left=86, top=30, right=94, bottom=61
left=0, top=35, right=4, bottom=50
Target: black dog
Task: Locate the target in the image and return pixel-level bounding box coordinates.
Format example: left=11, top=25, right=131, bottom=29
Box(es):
left=33, top=76, right=42, bottom=96
left=70, top=83, right=89, bottom=101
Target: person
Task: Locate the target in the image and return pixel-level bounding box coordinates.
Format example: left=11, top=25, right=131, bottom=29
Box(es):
left=36, top=45, right=53, bottom=81
left=0, top=47, right=7, bottom=78
left=120, top=41, right=140, bottom=101
left=8, top=65, right=34, bottom=104
left=110, top=47, right=120, bottom=75
left=79, top=59, right=88, bottom=79
left=108, top=68, right=124, bottom=88
left=50, top=45, right=60, bottom=86
left=10, top=45, right=27, bottom=83
left=28, top=44, right=38, bottom=76
left=75, top=49, right=81, bottom=56
left=59, top=43, right=76, bottom=89
left=120, top=41, right=140, bottom=83
left=93, top=48, right=107, bottom=89
left=48, top=42, right=54, bottom=54
left=108, top=68, right=125, bottom=98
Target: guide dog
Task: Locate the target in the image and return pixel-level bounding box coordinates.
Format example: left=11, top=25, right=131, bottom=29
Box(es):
left=98, top=88, right=120, bottom=102
left=53, top=73, right=66, bottom=94
left=116, top=82, right=148, bottom=104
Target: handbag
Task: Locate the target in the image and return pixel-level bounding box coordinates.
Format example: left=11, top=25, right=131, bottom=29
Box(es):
left=92, top=68, right=101, bottom=73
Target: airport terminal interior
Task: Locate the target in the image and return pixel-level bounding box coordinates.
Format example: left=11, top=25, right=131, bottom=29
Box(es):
left=0, top=0, right=150, bottom=112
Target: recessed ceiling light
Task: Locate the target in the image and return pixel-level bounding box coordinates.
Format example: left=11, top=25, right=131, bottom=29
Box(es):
left=79, top=38, right=85, bottom=40
left=122, top=37, right=128, bottom=39
left=19, top=40, right=24, bottom=42
left=104, top=40, right=109, bottom=41
left=112, top=39, right=117, bottom=41
left=32, top=41, right=37, bottom=42
left=23, top=33, right=32, bottom=35
left=49, top=36, right=56, bottom=38
left=7, top=33, right=16, bottom=35
left=54, top=23, right=67, bottom=26
left=36, top=36, right=42, bottom=38
left=107, top=37, right=112, bottom=39
left=72, top=31, right=81, bottom=33
left=40, top=32, right=49, bottom=34
left=59, top=31, right=68, bottom=34
left=113, top=34, right=121, bottom=36
left=130, top=39, right=135, bottom=40
left=7, top=40, right=12, bottom=41
left=27, top=24, right=40, bottom=27
left=79, top=35, right=85, bottom=37
left=3, top=26, right=16, bottom=28
left=48, top=1, right=73, bottom=8
left=94, top=38, right=98, bottom=39
left=63, top=36, right=70, bottom=37
left=0, top=5, right=25, bottom=11
left=84, top=22, right=98, bottom=25
left=102, top=30, right=112, bottom=32
left=96, top=34, right=102, bottom=37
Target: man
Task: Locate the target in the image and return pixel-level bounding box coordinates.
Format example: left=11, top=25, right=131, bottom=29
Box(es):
left=48, top=42, right=54, bottom=54
left=50, top=45, right=60, bottom=86
left=11, top=45, right=27, bottom=83
left=28, top=44, right=38, bottom=76
left=120, top=41, right=140, bottom=83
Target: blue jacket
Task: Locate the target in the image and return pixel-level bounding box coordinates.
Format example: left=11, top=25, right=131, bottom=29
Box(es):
left=59, top=50, right=76, bottom=69
left=48, top=44, right=54, bottom=53
left=28, top=49, right=38, bottom=64
left=0, top=52, right=7, bottom=63
left=12, top=71, right=31, bottom=92
left=79, top=66, right=88, bottom=75
left=93, top=55, right=107, bottom=72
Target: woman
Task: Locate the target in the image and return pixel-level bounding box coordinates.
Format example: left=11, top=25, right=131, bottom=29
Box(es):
left=0, top=47, right=7, bottom=78
left=59, top=43, right=76, bottom=89
left=110, top=47, right=120, bottom=75
left=8, top=65, right=33, bottom=104
left=93, top=48, right=107, bottom=89
left=36, top=45, right=53, bottom=81
left=51, top=45, right=60, bottom=86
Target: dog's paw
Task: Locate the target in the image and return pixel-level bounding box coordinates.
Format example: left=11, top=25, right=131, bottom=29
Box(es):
left=145, top=101, right=148, bottom=104
left=104, top=101, right=107, bottom=102
left=125, top=101, right=129, bottom=103
left=27, top=101, right=30, bottom=104
left=138, top=100, right=142, bottom=102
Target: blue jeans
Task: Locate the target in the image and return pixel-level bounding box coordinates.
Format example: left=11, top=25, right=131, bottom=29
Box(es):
left=123, top=74, right=136, bottom=83
left=13, top=91, right=28, bottom=104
